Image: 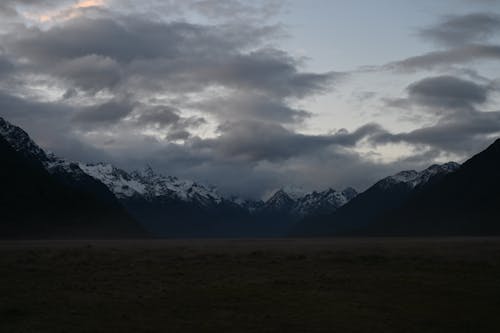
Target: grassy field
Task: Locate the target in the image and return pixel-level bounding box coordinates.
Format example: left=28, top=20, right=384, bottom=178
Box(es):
left=1, top=238, right=500, bottom=332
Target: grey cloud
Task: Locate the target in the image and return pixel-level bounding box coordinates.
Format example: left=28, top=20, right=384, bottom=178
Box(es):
left=73, top=99, right=135, bottom=125
left=384, top=12, right=500, bottom=72
left=419, top=13, right=500, bottom=46
left=133, top=105, right=206, bottom=140
left=114, top=128, right=441, bottom=198
left=195, top=121, right=383, bottom=163
left=196, top=93, right=311, bottom=124
left=385, top=44, right=500, bottom=72
left=110, top=0, right=285, bottom=24
left=376, top=75, right=500, bottom=154
left=6, top=0, right=494, bottom=199
left=0, top=90, right=114, bottom=163
left=62, top=88, right=78, bottom=99
left=125, top=49, right=337, bottom=99
left=136, top=106, right=181, bottom=126
left=0, top=53, right=14, bottom=76
left=373, top=110, right=500, bottom=154
left=0, top=0, right=65, bottom=16
left=188, top=0, right=284, bottom=22
left=54, top=55, right=122, bottom=93
left=0, top=90, right=71, bottom=121
left=406, top=75, right=489, bottom=110
left=7, top=16, right=275, bottom=64
left=199, top=48, right=336, bottom=98
left=166, top=130, right=191, bottom=141
left=5, top=14, right=334, bottom=99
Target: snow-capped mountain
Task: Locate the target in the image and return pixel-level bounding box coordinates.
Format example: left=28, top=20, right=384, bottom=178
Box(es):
left=292, top=161, right=462, bottom=236
left=0, top=117, right=357, bottom=221
left=261, top=186, right=358, bottom=218
left=376, top=162, right=461, bottom=190
left=0, top=117, right=225, bottom=207
left=0, top=117, right=147, bottom=238
left=78, top=163, right=223, bottom=206
left=293, top=187, right=358, bottom=217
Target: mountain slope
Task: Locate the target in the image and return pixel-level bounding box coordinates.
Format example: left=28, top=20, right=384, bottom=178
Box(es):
left=0, top=118, right=147, bottom=239
left=378, top=139, right=500, bottom=235
left=248, top=187, right=358, bottom=237
left=292, top=162, right=460, bottom=236
left=74, top=162, right=256, bottom=237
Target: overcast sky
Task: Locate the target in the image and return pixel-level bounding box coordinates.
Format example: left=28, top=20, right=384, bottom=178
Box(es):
left=1, top=0, right=500, bottom=198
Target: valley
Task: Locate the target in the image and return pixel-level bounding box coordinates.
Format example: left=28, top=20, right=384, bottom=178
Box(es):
left=1, top=238, right=500, bottom=333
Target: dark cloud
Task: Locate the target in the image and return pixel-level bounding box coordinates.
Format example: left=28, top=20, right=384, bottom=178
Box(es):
left=2, top=1, right=498, bottom=198
left=4, top=14, right=335, bottom=99
left=407, top=75, right=489, bottom=110
left=7, top=17, right=269, bottom=64
left=419, top=13, right=500, bottom=46
left=378, top=75, right=500, bottom=155
left=136, top=106, right=181, bottom=126
left=196, top=93, right=311, bottom=124
left=133, top=105, right=206, bottom=140
left=73, top=99, right=135, bottom=125
left=383, top=12, right=500, bottom=72
left=194, top=121, right=383, bottom=163
left=386, top=75, right=491, bottom=115
left=372, top=110, right=500, bottom=154
left=0, top=53, right=14, bottom=76
left=54, top=55, right=122, bottom=93
left=166, top=129, right=191, bottom=141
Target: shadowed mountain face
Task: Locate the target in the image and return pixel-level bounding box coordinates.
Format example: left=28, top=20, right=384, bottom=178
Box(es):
left=0, top=120, right=147, bottom=239
left=292, top=163, right=461, bottom=236
left=0, top=117, right=357, bottom=238
left=379, top=139, right=500, bottom=235
left=294, top=139, right=500, bottom=236
left=2, top=115, right=499, bottom=238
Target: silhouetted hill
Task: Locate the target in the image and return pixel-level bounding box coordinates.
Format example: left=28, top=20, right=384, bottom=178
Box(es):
left=292, top=163, right=462, bottom=236
left=294, top=140, right=500, bottom=236
left=0, top=134, right=147, bottom=239
left=378, top=139, right=500, bottom=235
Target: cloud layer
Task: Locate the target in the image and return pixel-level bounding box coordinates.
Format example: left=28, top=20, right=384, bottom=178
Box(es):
left=0, top=2, right=499, bottom=198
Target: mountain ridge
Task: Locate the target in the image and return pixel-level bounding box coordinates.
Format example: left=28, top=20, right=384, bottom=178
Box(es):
left=3, top=116, right=498, bottom=238
left=0, top=116, right=358, bottom=237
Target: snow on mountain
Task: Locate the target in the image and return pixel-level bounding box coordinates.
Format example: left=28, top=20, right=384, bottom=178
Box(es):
left=78, top=163, right=146, bottom=198
left=5, top=116, right=456, bottom=219
left=264, top=189, right=297, bottom=212
left=131, top=166, right=223, bottom=205
left=0, top=117, right=224, bottom=206
left=78, top=163, right=223, bottom=205
left=0, top=117, right=98, bottom=182
left=293, top=187, right=358, bottom=217
left=263, top=186, right=358, bottom=217
left=378, top=162, right=460, bottom=189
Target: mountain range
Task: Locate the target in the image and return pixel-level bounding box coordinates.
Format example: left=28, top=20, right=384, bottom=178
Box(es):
left=0, top=117, right=358, bottom=238
left=1, top=116, right=499, bottom=238
left=293, top=139, right=500, bottom=236
left=0, top=117, right=146, bottom=239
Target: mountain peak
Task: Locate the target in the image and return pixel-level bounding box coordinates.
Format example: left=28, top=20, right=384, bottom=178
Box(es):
left=341, top=187, right=358, bottom=200
left=281, top=185, right=307, bottom=200
left=379, top=162, right=460, bottom=189
left=0, top=117, right=48, bottom=162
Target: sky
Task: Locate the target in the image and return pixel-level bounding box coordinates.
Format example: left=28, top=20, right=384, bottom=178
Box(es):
left=0, top=0, right=500, bottom=198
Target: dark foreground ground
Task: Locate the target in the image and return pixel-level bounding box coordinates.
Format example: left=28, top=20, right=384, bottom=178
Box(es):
left=1, top=238, right=500, bottom=333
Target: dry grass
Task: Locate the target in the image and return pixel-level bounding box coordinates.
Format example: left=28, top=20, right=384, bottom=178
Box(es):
left=1, top=238, right=500, bottom=332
